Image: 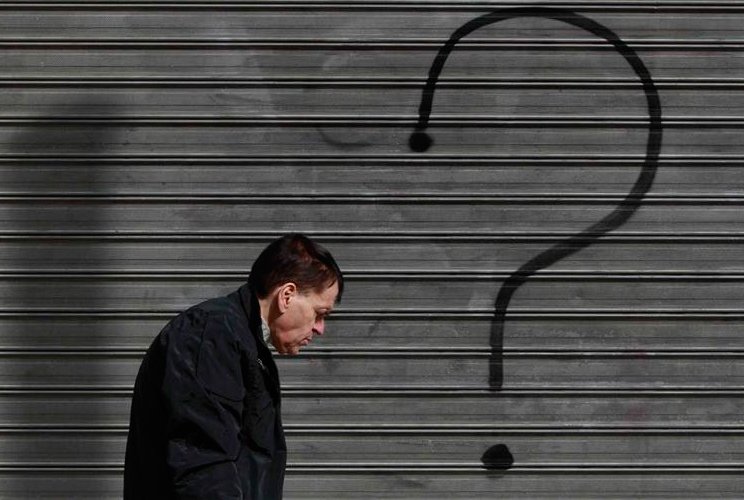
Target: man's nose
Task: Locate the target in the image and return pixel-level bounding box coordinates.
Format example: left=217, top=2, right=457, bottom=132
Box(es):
left=313, top=318, right=325, bottom=335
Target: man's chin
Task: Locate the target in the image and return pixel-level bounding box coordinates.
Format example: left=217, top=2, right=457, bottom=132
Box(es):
left=278, top=345, right=301, bottom=356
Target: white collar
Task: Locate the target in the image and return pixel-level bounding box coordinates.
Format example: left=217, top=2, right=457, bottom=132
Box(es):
left=260, top=317, right=272, bottom=346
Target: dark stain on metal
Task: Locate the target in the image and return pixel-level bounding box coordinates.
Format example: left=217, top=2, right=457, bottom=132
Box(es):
left=409, top=7, right=662, bottom=471
left=481, top=443, right=515, bottom=471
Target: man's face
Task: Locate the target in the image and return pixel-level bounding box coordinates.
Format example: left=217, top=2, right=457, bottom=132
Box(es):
left=271, top=281, right=338, bottom=355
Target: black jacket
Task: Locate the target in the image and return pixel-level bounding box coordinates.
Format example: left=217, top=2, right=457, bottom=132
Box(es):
left=124, top=284, right=287, bottom=499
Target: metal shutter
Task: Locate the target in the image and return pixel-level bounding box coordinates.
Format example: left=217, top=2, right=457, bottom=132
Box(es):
left=1, top=1, right=742, bottom=498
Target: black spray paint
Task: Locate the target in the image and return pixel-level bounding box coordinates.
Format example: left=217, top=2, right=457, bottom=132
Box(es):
left=409, top=7, right=662, bottom=470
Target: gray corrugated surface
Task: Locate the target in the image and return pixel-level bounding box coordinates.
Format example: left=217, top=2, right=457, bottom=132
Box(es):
left=1, top=1, right=742, bottom=498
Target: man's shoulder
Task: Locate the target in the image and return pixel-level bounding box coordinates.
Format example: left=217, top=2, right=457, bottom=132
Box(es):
left=159, top=291, right=257, bottom=352
left=191, top=290, right=243, bottom=317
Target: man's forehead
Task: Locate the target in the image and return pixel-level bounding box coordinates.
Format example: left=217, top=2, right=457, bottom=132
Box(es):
left=317, top=281, right=339, bottom=307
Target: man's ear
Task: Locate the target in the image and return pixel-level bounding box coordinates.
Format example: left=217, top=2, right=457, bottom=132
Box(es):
left=276, top=282, right=297, bottom=313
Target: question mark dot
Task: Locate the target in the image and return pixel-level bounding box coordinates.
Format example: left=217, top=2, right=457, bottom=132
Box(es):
left=408, top=131, right=432, bottom=152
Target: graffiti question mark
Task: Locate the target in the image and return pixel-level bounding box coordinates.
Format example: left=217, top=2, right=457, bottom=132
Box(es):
left=409, top=7, right=662, bottom=470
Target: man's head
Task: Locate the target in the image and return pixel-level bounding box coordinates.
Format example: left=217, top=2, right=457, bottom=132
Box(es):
left=249, top=234, right=343, bottom=355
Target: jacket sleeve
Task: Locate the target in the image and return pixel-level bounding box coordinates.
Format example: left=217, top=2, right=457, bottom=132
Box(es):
left=161, top=310, right=247, bottom=499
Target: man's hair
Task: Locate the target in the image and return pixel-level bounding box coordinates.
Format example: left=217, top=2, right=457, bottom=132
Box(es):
left=249, top=234, right=344, bottom=302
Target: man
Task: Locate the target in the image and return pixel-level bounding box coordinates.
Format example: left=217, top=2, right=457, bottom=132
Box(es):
left=124, top=234, right=343, bottom=499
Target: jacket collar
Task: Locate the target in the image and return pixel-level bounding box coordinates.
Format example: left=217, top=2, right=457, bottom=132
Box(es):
left=237, top=283, right=282, bottom=401
left=238, top=282, right=263, bottom=343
